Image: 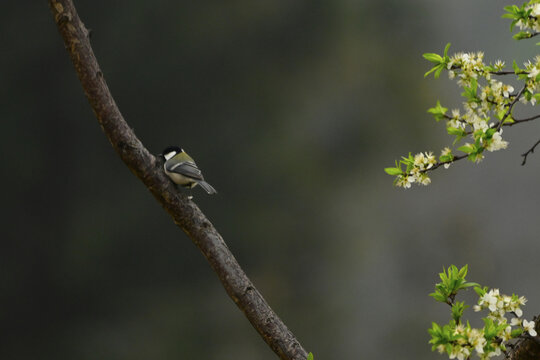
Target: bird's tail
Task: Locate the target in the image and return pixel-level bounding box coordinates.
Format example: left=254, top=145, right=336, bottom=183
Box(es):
left=197, top=180, right=217, bottom=194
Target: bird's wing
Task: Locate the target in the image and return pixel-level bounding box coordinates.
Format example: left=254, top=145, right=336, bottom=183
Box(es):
left=166, top=161, right=204, bottom=180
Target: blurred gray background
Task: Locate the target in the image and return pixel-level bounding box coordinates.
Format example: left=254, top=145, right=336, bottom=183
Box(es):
left=2, top=1, right=539, bottom=359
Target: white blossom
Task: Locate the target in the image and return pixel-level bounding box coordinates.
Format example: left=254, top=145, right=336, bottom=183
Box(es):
left=486, top=131, right=508, bottom=152
left=523, top=319, right=537, bottom=337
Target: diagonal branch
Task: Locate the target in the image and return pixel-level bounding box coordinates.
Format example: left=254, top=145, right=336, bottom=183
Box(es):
left=48, top=1, right=308, bottom=359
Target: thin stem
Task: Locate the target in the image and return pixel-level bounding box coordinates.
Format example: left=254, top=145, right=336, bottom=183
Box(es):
left=521, top=138, right=540, bottom=165
left=512, top=113, right=540, bottom=124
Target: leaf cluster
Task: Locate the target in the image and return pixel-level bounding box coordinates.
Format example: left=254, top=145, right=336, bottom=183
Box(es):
left=423, top=43, right=451, bottom=78
left=503, top=3, right=537, bottom=41
left=429, top=265, right=479, bottom=305
left=384, top=154, right=413, bottom=177
left=428, top=321, right=461, bottom=353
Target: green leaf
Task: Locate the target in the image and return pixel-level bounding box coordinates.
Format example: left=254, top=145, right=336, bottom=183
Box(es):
left=513, top=31, right=532, bottom=40
left=512, top=60, right=520, bottom=73
left=439, top=155, right=453, bottom=163
left=485, top=128, right=497, bottom=138
left=424, top=65, right=439, bottom=78
left=503, top=6, right=521, bottom=31
left=384, top=167, right=403, bottom=176
left=503, top=4, right=530, bottom=32
left=307, top=353, right=314, bottom=360
left=461, top=78, right=478, bottom=101
left=423, top=45, right=451, bottom=78
left=503, top=4, right=520, bottom=16
left=496, top=109, right=507, bottom=120
left=423, top=53, right=443, bottom=64
left=511, top=328, right=524, bottom=337
left=429, top=288, right=449, bottom=303
left=457, top=264, right=468, bottom=278
left=427, top=101, right=448, bottom=121
left=462, top=281, right=479, bottom=288
left=450, top=264, right=458, bottom=277
left=447, top=127, right=464, bottom=136
left=467, top=150, right=483, bottom=162
left=443, top=43, right=451, bottom=58
left=504, top=116, right=515, bottom=124
left=474, top=286, right=485, bottom=296
left=451, top=301, right=468, bottom=323
left=501, top=13, right=516, bottom=19
left=400, top=153, right=414, bottom=173
left=434, top=65, right=444, bottom=79
left=439, top=267, right=448, bottom=282
left=430, top=264, right=477, bottom=304
left=458, top=145, right=474, bottom=154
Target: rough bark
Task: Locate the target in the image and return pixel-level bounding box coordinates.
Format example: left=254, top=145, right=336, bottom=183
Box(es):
left=509, top=316, right=540, bottom=360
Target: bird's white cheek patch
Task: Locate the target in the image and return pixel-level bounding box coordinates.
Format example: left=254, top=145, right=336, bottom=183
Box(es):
left=163, top=151, right=176, bottom=161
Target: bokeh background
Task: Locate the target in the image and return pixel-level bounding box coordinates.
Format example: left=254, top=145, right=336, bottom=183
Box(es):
left=2, top=1, right=539, bottom=359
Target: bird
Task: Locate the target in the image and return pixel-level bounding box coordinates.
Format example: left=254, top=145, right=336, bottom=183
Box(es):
left=160, top=146, right=217, bottom=195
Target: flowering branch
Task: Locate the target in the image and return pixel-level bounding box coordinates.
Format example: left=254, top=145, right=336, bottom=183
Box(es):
left=428, top=265, right=539, bottom=360
left=495, top=84, right=527, bottom=131
left=385, top=0, right=540, bottom=188
left=420, top=154, right=468, bottom=174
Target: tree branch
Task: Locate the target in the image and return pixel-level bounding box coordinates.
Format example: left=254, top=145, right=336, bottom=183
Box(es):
left=490, top=71, right=516, bottom=75
left=521, top=138, right=540, bottom=165
left=508, top=315, right=540, bottom=360
left=512, top=113, right=540, bottom=125
left=417, top=85, right=539, bottom=174
left=48, top=1, right=308, bottom=359
left=420, top=154, right=468, bottom=173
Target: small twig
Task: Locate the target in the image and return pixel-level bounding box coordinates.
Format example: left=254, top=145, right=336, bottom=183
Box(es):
left=512, top=113, right=540, bottom=125
left=521, top=138, right=540, bottom=165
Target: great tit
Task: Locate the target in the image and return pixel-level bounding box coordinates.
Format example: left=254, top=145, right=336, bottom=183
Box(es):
left=161, top=146, right=217, bottom=195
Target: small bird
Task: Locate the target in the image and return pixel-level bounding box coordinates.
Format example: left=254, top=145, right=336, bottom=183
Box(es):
left=161, top=146, right=217, bottom=194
